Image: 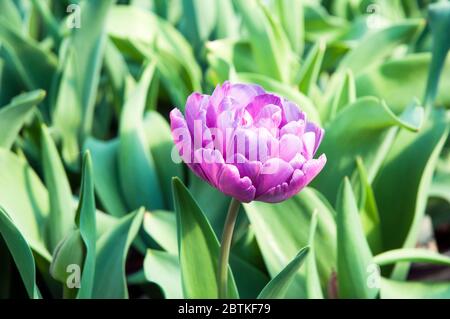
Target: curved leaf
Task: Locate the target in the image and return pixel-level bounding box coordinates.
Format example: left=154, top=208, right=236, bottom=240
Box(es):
left=92, top=208, right=145, bottom=299
left=336, top=178, right=378, bottom=299
left=0, top=90, right=45, bottom=149
left=0, top=206, right=41, bottom=299
left=172, top=177, right=238, bottom=299
left=258, top=247, right=309, bottom=299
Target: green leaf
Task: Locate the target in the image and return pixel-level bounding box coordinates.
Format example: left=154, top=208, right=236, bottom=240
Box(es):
left=353, top=157, right=383, bottom=254
left=258, top=247, right=309, bottom=299
left=275, top=0, right=304, bottom=55
left=0, top=149, right=50, bottom=261
left=41, top=124, right=74, bottom=251
left=380, top=278, right=450, bottom=299
left=172, top=177, right=238, bottom=299
left=0, top=206, right=41, bottom=299
left=356, top=53, right=450, bottom=113
left=0, top=19, right=57, bottom=92
left=312, top=97, right=423, bottom=204
left=374, top=248, right=450, bottom=267
left=233, top=0, right=292, bottom=83
left=143, top=111, right=183, bottom=210
left=92, top=208, right=145, bottom=299
left=179, top=0, right=217, bottom=50
left=107, top=6, right=201, bottom=99
left=244, top=188, right=336, bottom=298
left=0, top=90, right=45, bottom=149
left=144, top=249, right=182, bottom=299
left=119, top=63, right=163, bottom=211
left=84, top=138, right=128, bottom=217
left=53, top=0, right=113, bottom=167
left=76, top=152, right=97, bottom=299
left=143, top=210, right=177, bottom=255
left=296, top=40, right=326, bottom=95
left=327, top=69, right=356, bottom=121
left=373, top=110, right=449, bottom=279
left=339, top=20, right=423, bottom=75
left=303, top=4, right=349, bottom=42
left=424, top=2, right=450, bottom=108
left=336, top=178, right=378, bottom=299
left=305, top=211, right=323, bottom=299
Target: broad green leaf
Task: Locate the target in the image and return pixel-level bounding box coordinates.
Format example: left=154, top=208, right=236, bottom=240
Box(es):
left=356, top=53, right=450, bottom=112
left=41, top=125, right=74, bottom=251
left=312, top=97, right=423, bottom=204
left=0, top=0, right=22, bottom=29
left=179, top=0, right=217, bottom=51
left=119, top=63, right=163, bottom=211
left=188, top=172, right=230, bottom=237
left=275, top=0, right=304, bottom=55
left=258, top=247, right=309, bottom=299
left=0, top=206, right=41, bottom=299
left=229, top=254, right=269, bottom=299
left=353, top=157, right=383, bottom=254
left=92, top=208, right=145, bottom=299
left=143, top=111, right=183, bottom=210
left=236, top=72, right=321, bottom=124
left=327, top=69, right=356, bottom=121
left=76, top=152, right=97, bottom=299
left=380, top=278, right=450, bottom=299
left=339, top=20, right=423, bottom=75
left=305, top=211, right=323, bottom=299
left=84, top=138, right=127, bottom=217
left=424, top=2, right=450, bottom=108
left=107, top=6, right=201, bottom=95
left=244, top=188, right=336, bottom=298
left=53, top=0, right=113, bottom=167
left=0, top=149, right=50, bottom=261
left=233, top=0, right=292, bottom=83
left=303, top=4, right=349, bottom=42
left=336, top=178, right=378, bottom=299
left=143, top=209, right=267, bottom=298
left=172, top=177, right=238, bottom=299
left=206, top=39, right=255, bottom=84
left=374, top=248, right=450, bottom=267
left=144, top=249, right=182, bottom=299
left=143, top=211, right=177, bottom=255
left=0, top=19, right=57, bottom=92
left=215, top=0, right=239, bottom=39
left=373, top=109, right=448, bottom=279
left=0, top=90, right=45, bottom=149
left=296, top=41, right=326, bottom=95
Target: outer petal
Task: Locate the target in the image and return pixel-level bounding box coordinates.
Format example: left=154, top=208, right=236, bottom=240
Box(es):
left=246, top=94, right=282, bottom=118
left=233, top=153, right=262, bottom=184
left=305, top=122, right=324, bottom=156
left=281, top=100, right=306, bottom=126
left=256, top=154, right=326, bottom=203
left=255, top=158, right=294, bottom=197
left=228, top=83, right=265, bottom=107
left=218, top=164, right=256, bottom=202
left=170, top=109, right=207, bottom=180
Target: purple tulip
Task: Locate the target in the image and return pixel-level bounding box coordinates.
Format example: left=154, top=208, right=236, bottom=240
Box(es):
left=170, top=81, right=326, bottom=203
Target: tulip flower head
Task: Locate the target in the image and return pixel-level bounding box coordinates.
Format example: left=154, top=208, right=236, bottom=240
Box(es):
left=170, top=81, right=326, bottom=203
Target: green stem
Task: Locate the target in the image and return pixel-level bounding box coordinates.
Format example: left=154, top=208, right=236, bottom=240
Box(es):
left=217, top=197, right=241, bottom=299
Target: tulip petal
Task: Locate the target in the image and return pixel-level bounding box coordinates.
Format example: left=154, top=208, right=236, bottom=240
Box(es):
left=279, top=134, right=302, bottom=162
left=257, top=154, right=326, bottom=203
left=218, top=164, right=256, bottom=203
left=255, top=158, right=294, bottom=197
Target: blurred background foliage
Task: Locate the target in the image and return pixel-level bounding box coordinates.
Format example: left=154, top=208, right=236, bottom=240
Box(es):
left=1, top=0, right=450, bottom=299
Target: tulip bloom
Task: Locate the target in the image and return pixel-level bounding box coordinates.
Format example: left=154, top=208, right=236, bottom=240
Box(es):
left=170, top=81, right=326, bottom=203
